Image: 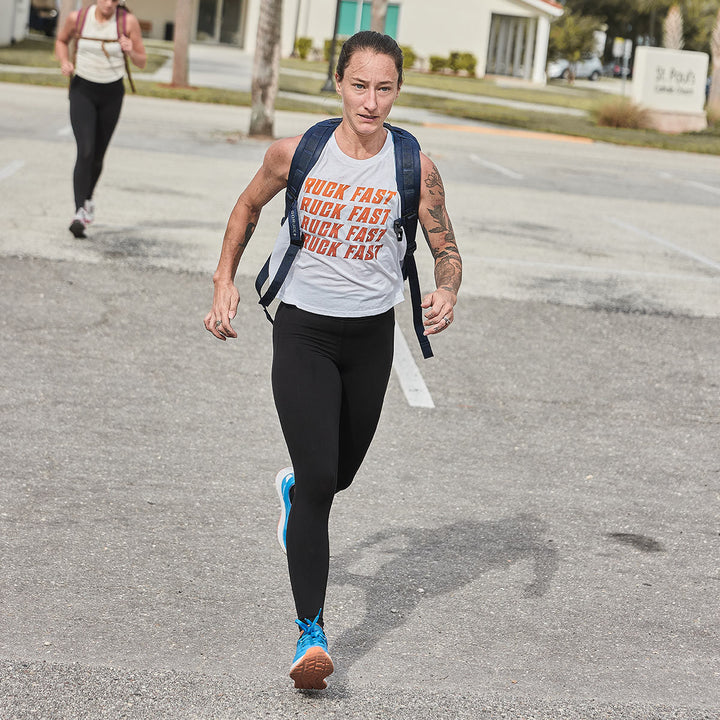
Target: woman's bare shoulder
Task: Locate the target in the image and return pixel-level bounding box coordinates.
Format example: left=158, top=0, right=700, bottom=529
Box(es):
left=263, top=134, right=303, bottom=179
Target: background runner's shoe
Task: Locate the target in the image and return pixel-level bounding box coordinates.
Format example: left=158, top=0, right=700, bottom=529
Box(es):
left=275, top=467, right=294, bottom=554
left=83, top=199, right=95, bottom=224
left=290, top=611, right=334, bottom=690
left=69, top=208, right=89, bottom=238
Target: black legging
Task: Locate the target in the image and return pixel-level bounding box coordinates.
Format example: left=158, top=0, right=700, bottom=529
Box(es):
left=272, top=303, right=395, bottom=625
left=69, top=75, right=124, bottom=210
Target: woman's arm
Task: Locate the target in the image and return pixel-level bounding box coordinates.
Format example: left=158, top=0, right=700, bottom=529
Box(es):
left=55, top=11, right=79, bottom=76
left=119, top=14, right=147, bottom=69
left=417, top=152, right=462, bottom=335
left=204, top=135, right=300, bottom=340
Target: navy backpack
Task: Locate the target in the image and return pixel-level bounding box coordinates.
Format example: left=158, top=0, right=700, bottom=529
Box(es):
left=255, top=117, right=432, bottom=359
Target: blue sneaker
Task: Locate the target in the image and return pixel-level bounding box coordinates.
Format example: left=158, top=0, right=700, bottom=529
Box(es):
left=289, top=610, right=334, bottom=690
left=275, top=467, right=294, bottom=554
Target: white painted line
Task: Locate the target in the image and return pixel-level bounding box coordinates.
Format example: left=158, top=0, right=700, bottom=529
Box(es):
left=684, top=179, right=720, bottom=197
left=482, top=257, right=718, bottom=282
left=657, top=171, right=720, bottom=196
left=470, top=153, right=524, bottom=180
left=392, top=324, right=434, bottom=408
left=609, top=217, right=720, bottom=273
left=0, top=160, right=25, bottom=182
left=57, top=124, right=73, bottom=137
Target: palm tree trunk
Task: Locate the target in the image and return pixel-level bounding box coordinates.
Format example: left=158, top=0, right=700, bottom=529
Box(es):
left=171, top=0, right=193, bottom=87
left=249, top=0, right=283, bottom=138
left=370, top=0, right=388, bottom=33
left=709, top=9, right=720, bottom=111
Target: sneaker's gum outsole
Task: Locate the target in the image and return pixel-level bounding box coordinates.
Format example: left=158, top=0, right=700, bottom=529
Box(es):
left=290, top=647, right=334, bottom=690
left=69, top=221, right=86, bottom=239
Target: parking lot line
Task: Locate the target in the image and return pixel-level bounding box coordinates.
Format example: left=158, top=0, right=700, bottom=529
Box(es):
left=658, top=171, right=720, bottom=197
left=470, top=153, right=524, bottom=180
left=609, top=217, right=720, bottom=273
left=392, top=325, right=434, bottom=409
left=0, top=160, right=25, bottom=182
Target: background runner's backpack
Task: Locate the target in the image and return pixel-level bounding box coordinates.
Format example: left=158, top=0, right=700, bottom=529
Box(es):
left=72, top=4, right=136, bottom=93
left=255, top=117, right=433, bottom=359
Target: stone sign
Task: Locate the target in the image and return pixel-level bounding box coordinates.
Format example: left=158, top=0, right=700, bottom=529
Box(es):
left=631, top=46, right=709, bottom=133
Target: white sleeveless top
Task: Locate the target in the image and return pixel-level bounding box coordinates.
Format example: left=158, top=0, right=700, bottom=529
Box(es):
left=268, top=130, right=406, bottom=317
left=76, top=6, right=125, bottom=84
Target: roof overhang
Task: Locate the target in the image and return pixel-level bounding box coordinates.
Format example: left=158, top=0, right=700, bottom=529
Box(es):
left=514, top=0, right=565, bottom=19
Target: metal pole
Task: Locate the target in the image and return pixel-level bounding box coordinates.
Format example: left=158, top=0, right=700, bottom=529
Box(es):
left=322, top=0, right=342, bottom=92
left=291, top=0, right=302, bottom=57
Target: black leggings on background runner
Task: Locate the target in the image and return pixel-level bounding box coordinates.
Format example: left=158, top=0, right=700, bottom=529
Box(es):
left=272, top=302, right=395, bottom=625
left=69, top=75, right=124, bottom=210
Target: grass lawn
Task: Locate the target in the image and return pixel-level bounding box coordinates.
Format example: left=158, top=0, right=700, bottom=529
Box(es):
left=2, top=39, right=718, bottom=155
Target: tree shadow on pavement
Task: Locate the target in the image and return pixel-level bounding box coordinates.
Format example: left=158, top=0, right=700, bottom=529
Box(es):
left=326, top=513, right=558, bottom=695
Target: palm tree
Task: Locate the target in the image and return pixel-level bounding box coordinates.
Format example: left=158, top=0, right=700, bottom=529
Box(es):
left=371, top=0, right=389, bottom=32
left=663, top=4, right=684, bottom=49
left=171, top=0, right=193, bottom=86
left=249, top=0, right=283, bottom=137
left=709, top=9, right=720, bottom=111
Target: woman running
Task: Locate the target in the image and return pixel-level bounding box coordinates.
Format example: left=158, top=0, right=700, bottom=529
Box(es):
left=55, top=0, right=146, bottom=238
left=204, top=30, right=462, bottom=690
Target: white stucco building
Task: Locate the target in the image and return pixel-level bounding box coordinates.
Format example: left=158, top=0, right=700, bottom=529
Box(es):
left=0, top=0, right=30, bottom=45
left=135, top=0, right=563, bottom=84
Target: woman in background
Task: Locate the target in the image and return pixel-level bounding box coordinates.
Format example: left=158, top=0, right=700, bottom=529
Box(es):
left=55, top=0, right=146, bottom=238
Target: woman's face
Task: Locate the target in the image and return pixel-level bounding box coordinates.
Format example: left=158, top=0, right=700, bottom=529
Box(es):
left=335, top=50, right=401, bottom=137
left=96, top=0, right=119, bottom=19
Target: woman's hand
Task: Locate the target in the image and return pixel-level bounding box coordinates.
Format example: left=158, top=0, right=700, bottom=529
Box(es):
left=204, top=280, right=240, bottom=341
left=421, top=287, right=456, bottom=335
left=60, top=60, right=74, bottom=77
left=119, top=34, right=133, bottom=55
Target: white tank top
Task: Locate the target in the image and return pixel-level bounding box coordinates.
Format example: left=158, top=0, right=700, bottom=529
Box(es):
left=76, top=6, right=125, bottom=84
left=268, top=130, right=406, bottom=318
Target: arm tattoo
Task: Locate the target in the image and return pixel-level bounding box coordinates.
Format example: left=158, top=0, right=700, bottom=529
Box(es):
left=426, top=206, right=455, bottom=241
left=422, top=162, right=461, bottom=295
left=425, top=163, right=445, bottom=198
left=240, top=222, right=256, bottom=250
left=422, top=223, right=462, bottom=296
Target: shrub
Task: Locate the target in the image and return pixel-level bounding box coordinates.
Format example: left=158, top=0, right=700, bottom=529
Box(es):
left=594, top=98, right=650, bottom=129
left=707, top=104, right=720, bottom=127
left=447, top=51, right=477, bottom=76
left=457, top=51, right=477, bottom=76
left=429, top=55, right=448, bottom=72
left=400, top=45, right=416, bottom=70
left=294, top=37, right=313, bottom=60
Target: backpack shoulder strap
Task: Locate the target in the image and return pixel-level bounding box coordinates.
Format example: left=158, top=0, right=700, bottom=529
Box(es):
left=255, top=118, right=341, bottom=318
left=386, top=123, right=433, bottom=359
left=117, top=7, right=136, bottom=93
left=75, top=5, right=91, bottom=38
left=71, top=5, right=91, bottom=70
left=283, top=117, right=341, bottom=219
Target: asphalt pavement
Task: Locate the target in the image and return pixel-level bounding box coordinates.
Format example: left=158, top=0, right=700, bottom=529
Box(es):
left=0, top=76, right=719, bottom=720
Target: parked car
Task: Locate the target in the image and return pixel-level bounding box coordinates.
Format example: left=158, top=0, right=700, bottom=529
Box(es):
left=28, top=0, right=58, bottom=37
left=547, top=56, right=603, bottom=81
